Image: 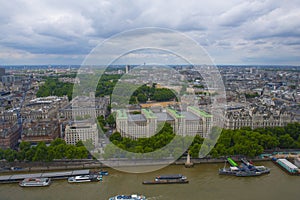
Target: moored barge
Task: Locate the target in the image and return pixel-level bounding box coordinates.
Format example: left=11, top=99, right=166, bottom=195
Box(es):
left=143, top=174, right=189, bottom=184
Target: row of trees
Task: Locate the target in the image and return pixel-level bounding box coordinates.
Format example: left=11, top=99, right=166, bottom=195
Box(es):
left=189, top=123, right=300, bottom=158
left=37, top=74, right=122, bottom=100
left=103, top=123, right=194, bottom=159
left=36, top=78, right=73, bottom=100
left=109, top=123, right=175, bottom=153
left=37, top=76, right=177, bottom=105
left=103, top=122, right=300, bottom=159
left=129, top=84, right=177, bottom=103
left=0, top=139, right=89, bottom=162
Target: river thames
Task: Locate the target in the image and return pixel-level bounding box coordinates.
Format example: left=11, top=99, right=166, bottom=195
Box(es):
left=0, top=161, right=299, bottom=200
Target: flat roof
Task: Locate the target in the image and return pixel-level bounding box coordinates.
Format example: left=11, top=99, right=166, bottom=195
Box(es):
left=128, top=114, right=146, bottom=122
left=142, top=109, right=157, bottom=119
left=155, top=112, right=174, bottom=122
left=188, top=106, right=213, bottom=118
left=182, top=111, right=200, bottom=120
left=117, top=109, right=128, bottom=119
left=166, top=108, right=185, bottom=118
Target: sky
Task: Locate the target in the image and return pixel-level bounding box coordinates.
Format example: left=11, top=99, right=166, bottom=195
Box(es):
left=0, top=0, right=300, bottom=65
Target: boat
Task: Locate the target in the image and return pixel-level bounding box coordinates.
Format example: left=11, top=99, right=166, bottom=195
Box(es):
left=99, top=170, right=109, bottom=176
left=219, top=158, right=269, bottom=177
left=68, top=174, right=100, bottom=183
left=19, top=177, right=51, bottom=187
left=235, top=171, right=262, bottom=177
left=219, top=166, right=240, bottom=175
left=108, top=194, right=146, bottom=200
left=143, top=174, right=188, bottom=184
left=240, top=158, right=270, bottom=174
left=294, top=157, right=300, bottom=168
left=272, top=158, right=300, bottom=175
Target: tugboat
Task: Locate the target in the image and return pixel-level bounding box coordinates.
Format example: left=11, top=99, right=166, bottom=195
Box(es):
left=19, top=177, right=51, bottom=187
left=68, top=174, right=100, bottom=183
left=109, top=194, right=146, bottom=200
left=143, top=174, right=189, bottom=184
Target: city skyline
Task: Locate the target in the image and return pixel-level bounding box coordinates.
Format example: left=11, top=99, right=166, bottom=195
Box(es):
left=0, top=0, right=300, bottom=65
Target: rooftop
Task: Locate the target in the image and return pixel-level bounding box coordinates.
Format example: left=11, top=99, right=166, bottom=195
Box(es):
left=188, top=106, right=213, bottom=118
left=117, top=109, right=128, bottom=119
left=166, top=108, right=185, bottom=118
left=142, top=109, right=157, bottom=119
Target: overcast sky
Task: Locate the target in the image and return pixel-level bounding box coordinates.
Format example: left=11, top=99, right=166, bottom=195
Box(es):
left=0, top=0, right=300, bottom=65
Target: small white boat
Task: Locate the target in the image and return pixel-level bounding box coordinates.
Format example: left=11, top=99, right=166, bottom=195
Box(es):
left=19, top=177, right=51, bottom=187
left=109, top=194, right=146, bottom=200
left=68, top=175, right=99, bottom=183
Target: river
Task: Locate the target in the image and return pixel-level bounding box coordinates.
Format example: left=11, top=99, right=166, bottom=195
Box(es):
left=0, top=162, right=299, bottom=200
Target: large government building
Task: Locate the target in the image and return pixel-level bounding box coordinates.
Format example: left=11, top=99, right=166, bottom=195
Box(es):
left=64, top=120, right=98, bottom=146
left=116, top=106, right=212, bottom=139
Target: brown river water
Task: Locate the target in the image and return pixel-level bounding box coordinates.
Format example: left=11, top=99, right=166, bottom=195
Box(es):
left=0, top=162, right=299, bottom=200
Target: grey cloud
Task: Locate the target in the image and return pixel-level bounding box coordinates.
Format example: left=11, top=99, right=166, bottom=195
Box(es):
left=217, top=0, right=279, bottom=27
left=0, top=0, right=300, bottom=65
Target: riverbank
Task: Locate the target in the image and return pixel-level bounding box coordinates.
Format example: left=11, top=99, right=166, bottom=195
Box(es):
left=0, top=157, right=271, bottom=173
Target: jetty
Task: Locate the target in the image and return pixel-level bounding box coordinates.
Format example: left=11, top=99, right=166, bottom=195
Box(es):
left=0, top=169, right=90, bottom=184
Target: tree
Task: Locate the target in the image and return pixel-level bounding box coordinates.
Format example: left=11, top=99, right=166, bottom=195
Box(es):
left=65, top=145, right=77, bottom=159
left=33, top=142, right=48, bottom=161
left=19, top=141, right=31, bottom=152
left=51, top=138, right=66, bottom=146
left=137, top=93, right=147, bottom=103
left=76, top=146, right=89, bottom=159
left=190, top=143, right=201, bottom=158
left=279, top=134, right=295, bottom=148
left=107, top=113, right=116, bottom=128
left=25, top=147, right=36, bottom=161
left=76, top=140, right=84, bottom=147
left=4, top=149, right=17, bottom=162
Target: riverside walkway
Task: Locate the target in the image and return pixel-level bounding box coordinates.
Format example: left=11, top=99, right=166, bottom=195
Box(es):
left=0, top=169, right=90, bottom=183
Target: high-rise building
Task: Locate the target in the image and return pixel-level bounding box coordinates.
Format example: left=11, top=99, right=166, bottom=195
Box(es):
left=0, top=68, right=5, bottom=80
left=125, top=65, right=131, bottom=74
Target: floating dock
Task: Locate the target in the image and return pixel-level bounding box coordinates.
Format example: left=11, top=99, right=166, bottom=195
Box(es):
left=0, top=169, right=90, bottom=183
left=273, top=158, right=300, bottom=175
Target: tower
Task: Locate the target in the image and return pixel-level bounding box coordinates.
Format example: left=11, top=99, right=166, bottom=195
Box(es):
left=125, top=65, right=131, bottom=74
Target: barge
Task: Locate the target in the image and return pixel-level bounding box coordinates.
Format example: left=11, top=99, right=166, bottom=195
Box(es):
left=272, top=158, right=300, bottom=175
left=109, top=194, right=146, bottom=200
left=143, top=174, right=189, bottom=184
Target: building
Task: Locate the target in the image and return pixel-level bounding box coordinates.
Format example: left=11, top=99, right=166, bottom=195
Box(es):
left=125, top=65, right=131, bottom=74
left=1, top=75, right=15, bottom=85
left=0, top=121, right=20, bottom=149
left=223, top=107, right=295, bottom=130
left=59, top=95, right=109, bottom=119
left=22, top=96, right=69, bottom=120
left=116, top=106, right=212, bottom=139
left=21, top=119, right=60, bottom=143
left=0, top=68, right=5, bottom=80
left=64, top=120, right=98, bottom=146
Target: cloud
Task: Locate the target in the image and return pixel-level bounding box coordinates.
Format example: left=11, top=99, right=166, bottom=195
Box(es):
left=217, top=0, right=279, bottom=27
left=0, top=0, right=300, bottom=65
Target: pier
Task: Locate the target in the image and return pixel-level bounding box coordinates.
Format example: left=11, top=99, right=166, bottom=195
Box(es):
left=0, top=169, right=90, bottom=184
